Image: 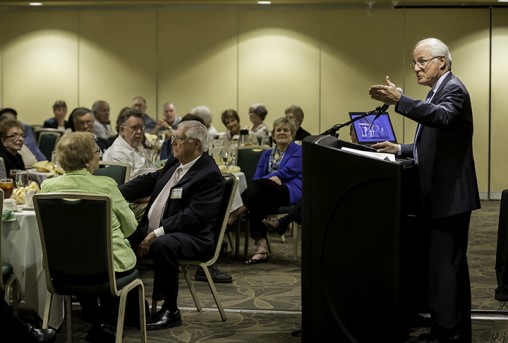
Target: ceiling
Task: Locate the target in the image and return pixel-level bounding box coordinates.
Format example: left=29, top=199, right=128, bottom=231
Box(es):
left=0, top=0, right=507, bottom=10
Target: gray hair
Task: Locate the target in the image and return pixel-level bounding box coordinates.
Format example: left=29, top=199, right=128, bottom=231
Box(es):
left=248, top=103, right=268, bottom=120
left=415, top=38, right=452, bottom=70
left=284, top=104, right=304, bottom=124
left=190, top=105, right=213, bottom=127
left=178, top=120, right=210, bottom=152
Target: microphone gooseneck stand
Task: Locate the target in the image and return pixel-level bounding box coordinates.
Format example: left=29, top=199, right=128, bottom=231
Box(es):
left=320, top=104, right=389, bottom=138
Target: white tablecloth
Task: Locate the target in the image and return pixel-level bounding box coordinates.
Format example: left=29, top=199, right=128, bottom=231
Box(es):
left=2, top=210, right=64, bottom=328
left=229, top=172, right=247, bottom=212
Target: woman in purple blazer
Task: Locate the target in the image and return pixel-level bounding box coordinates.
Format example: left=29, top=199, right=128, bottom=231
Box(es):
left=239, top=116, right=302, bottom=265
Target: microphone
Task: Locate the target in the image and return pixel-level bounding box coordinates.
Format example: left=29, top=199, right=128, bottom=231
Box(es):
left=371, top=87, right=403, bottom=125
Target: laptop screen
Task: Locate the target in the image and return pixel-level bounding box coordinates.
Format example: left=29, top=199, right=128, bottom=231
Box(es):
left=348, top=112, right=397, bottom=145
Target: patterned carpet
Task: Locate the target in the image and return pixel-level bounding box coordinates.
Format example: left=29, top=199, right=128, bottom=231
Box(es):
left=14, top=199, right=508, bottom=342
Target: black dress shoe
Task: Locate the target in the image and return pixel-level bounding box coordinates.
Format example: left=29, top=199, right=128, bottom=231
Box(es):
left=194, top=265, right=233, bottom=283
left=147, top=308, right=182, bottom=331
left=28, top=325, right=56, bottom=343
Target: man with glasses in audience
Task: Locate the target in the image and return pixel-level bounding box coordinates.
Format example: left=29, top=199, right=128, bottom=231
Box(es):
left=103, top=109, right=157, bottom=180
left=120, top=120, right=225, bottom=330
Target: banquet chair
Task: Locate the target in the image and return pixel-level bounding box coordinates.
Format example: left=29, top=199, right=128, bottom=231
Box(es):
left=0, top=189, right=20, bottom=315
left=33, top=193, right=147, bottom=343
left=93, top=161, right=131, bottom=186
left=233, top=147, right=267, bottom=258
left=37, top=130, right=62, bottom=161
left=151, top=175, right=238, bottom=322
left=0, top=157, right=6, bottom=179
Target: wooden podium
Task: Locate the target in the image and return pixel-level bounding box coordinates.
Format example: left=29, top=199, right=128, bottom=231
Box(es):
left=301, top=136, right=424, bottom=342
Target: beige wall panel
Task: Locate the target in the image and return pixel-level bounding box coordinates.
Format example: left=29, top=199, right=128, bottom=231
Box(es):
left=403, top=8, right=490, bottom=196
left=320, top=9, right=405, bottom=141
left=0, top=12, right=78, bottom=125
left=157, top=10, right=238, bottom=131
left=491, top=8, right=508, bottom=194
left=238, top=10, right=321, bottom=133
left=77, top=11, right=157, bottom=123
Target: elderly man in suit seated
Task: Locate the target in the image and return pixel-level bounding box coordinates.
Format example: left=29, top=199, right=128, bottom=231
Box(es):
left=120, top=120, right=225, bottom=330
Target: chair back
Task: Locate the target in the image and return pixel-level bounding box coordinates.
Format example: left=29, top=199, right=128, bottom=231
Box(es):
left=236, top=147, right=267, bottom=187
left=93, top=161, right=131, bottom=186
left=205, top=175, right=238, bottom=265
left=33, top=193, right=122, bottom=297
left=37, top=131, right=62, bottom=161
left=0, top=157, right=6, bottom=179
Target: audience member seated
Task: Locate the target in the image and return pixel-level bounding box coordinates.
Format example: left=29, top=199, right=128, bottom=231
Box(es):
left=91, top=100, right=116, bottom=142
left=220, top=109, right=257, bottom=149
left=41, top=132, right=139, bottom=342
left=125, top=117, right=232, bottom=284
left=103, top=109, right=157, bottom=180
left=119, top=120, right=226, bottom=330
left=0, top=107, right=46, bottom=163
left=151, top=102, right=181, bottom=135
left=43, top=100, right=71, bottom=132
left=243, top=103, right=271, bottom=143
left=190, top=105, right=219, bottom=138
left=132, top=96, right=156, bottom=133
left=2, top=297, right=56, bottom=342
left=284, top=104, right=311, bottom=141
left=0, top=118, right=26, bottom=176
left=159, top=113, right=203, bottom=161
left=68, top=107, right=111, bottom=152
left=231, top=117, right=302, bottom=265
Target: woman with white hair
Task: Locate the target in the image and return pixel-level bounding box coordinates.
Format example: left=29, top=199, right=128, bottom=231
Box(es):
left=190, top=105, right=220, bottom=138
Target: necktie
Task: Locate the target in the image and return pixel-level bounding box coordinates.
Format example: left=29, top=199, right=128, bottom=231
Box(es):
left=413, top=90, right=434, bottom=164
left=148, top=166, right=182, bottom=232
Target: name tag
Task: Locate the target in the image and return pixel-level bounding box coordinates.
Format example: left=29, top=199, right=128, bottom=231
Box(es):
left=170, top=188, right=183, bottom=199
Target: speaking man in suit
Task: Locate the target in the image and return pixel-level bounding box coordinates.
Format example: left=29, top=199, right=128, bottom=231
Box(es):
left=120, top=120, right=225, bottom=330
left=368, top=38, right=480, bottom=343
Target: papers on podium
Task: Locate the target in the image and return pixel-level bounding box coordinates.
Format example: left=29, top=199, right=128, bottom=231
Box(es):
left=341, top=147, right=396, bottom=162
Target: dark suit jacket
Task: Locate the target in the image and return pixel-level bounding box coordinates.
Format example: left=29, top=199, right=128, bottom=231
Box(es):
left=120, top=153, right=225, bottom=250
left=42, top=117, right=71, bottom=130
left=397, top=72, right=480, bottom=220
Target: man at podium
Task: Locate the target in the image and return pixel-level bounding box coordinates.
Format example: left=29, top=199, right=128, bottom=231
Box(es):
left=368, top=38, right=480, bottom=343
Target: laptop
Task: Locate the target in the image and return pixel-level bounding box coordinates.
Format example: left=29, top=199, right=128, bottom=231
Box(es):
left=348, top=112, right=397, bottom=145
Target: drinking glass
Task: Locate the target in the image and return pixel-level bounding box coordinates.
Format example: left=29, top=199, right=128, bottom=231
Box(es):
left=221, top=150, right=232, bottom=171
left=15, top=170, right=30, bottom=188
left=0, top=178, right=14, bottom=199
left=9, top=169, right=22, bottom=182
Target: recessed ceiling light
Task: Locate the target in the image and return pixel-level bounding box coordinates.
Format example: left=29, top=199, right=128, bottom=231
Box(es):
left=257, top=1, right=272, bottom=4
left=29, top=2, right=43, bottom=6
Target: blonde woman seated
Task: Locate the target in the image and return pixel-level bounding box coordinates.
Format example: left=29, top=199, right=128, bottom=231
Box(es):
left=41, top=132, right=138, bottom=341
left=233, top=117, right=302, bottom=264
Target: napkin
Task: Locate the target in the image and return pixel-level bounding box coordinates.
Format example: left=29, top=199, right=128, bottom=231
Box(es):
left=2, top=209, right=16, bottom=222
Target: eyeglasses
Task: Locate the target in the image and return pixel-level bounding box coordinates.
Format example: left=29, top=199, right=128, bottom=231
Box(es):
left=123, top=125, right=145, bottom=132
left=5, top=133, right=25, bottom=140
left=171, top=135, right=188, bottom=144
left=95, top=145, right=103, bottom=157
left=410, top=56, right=442, bottom=69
